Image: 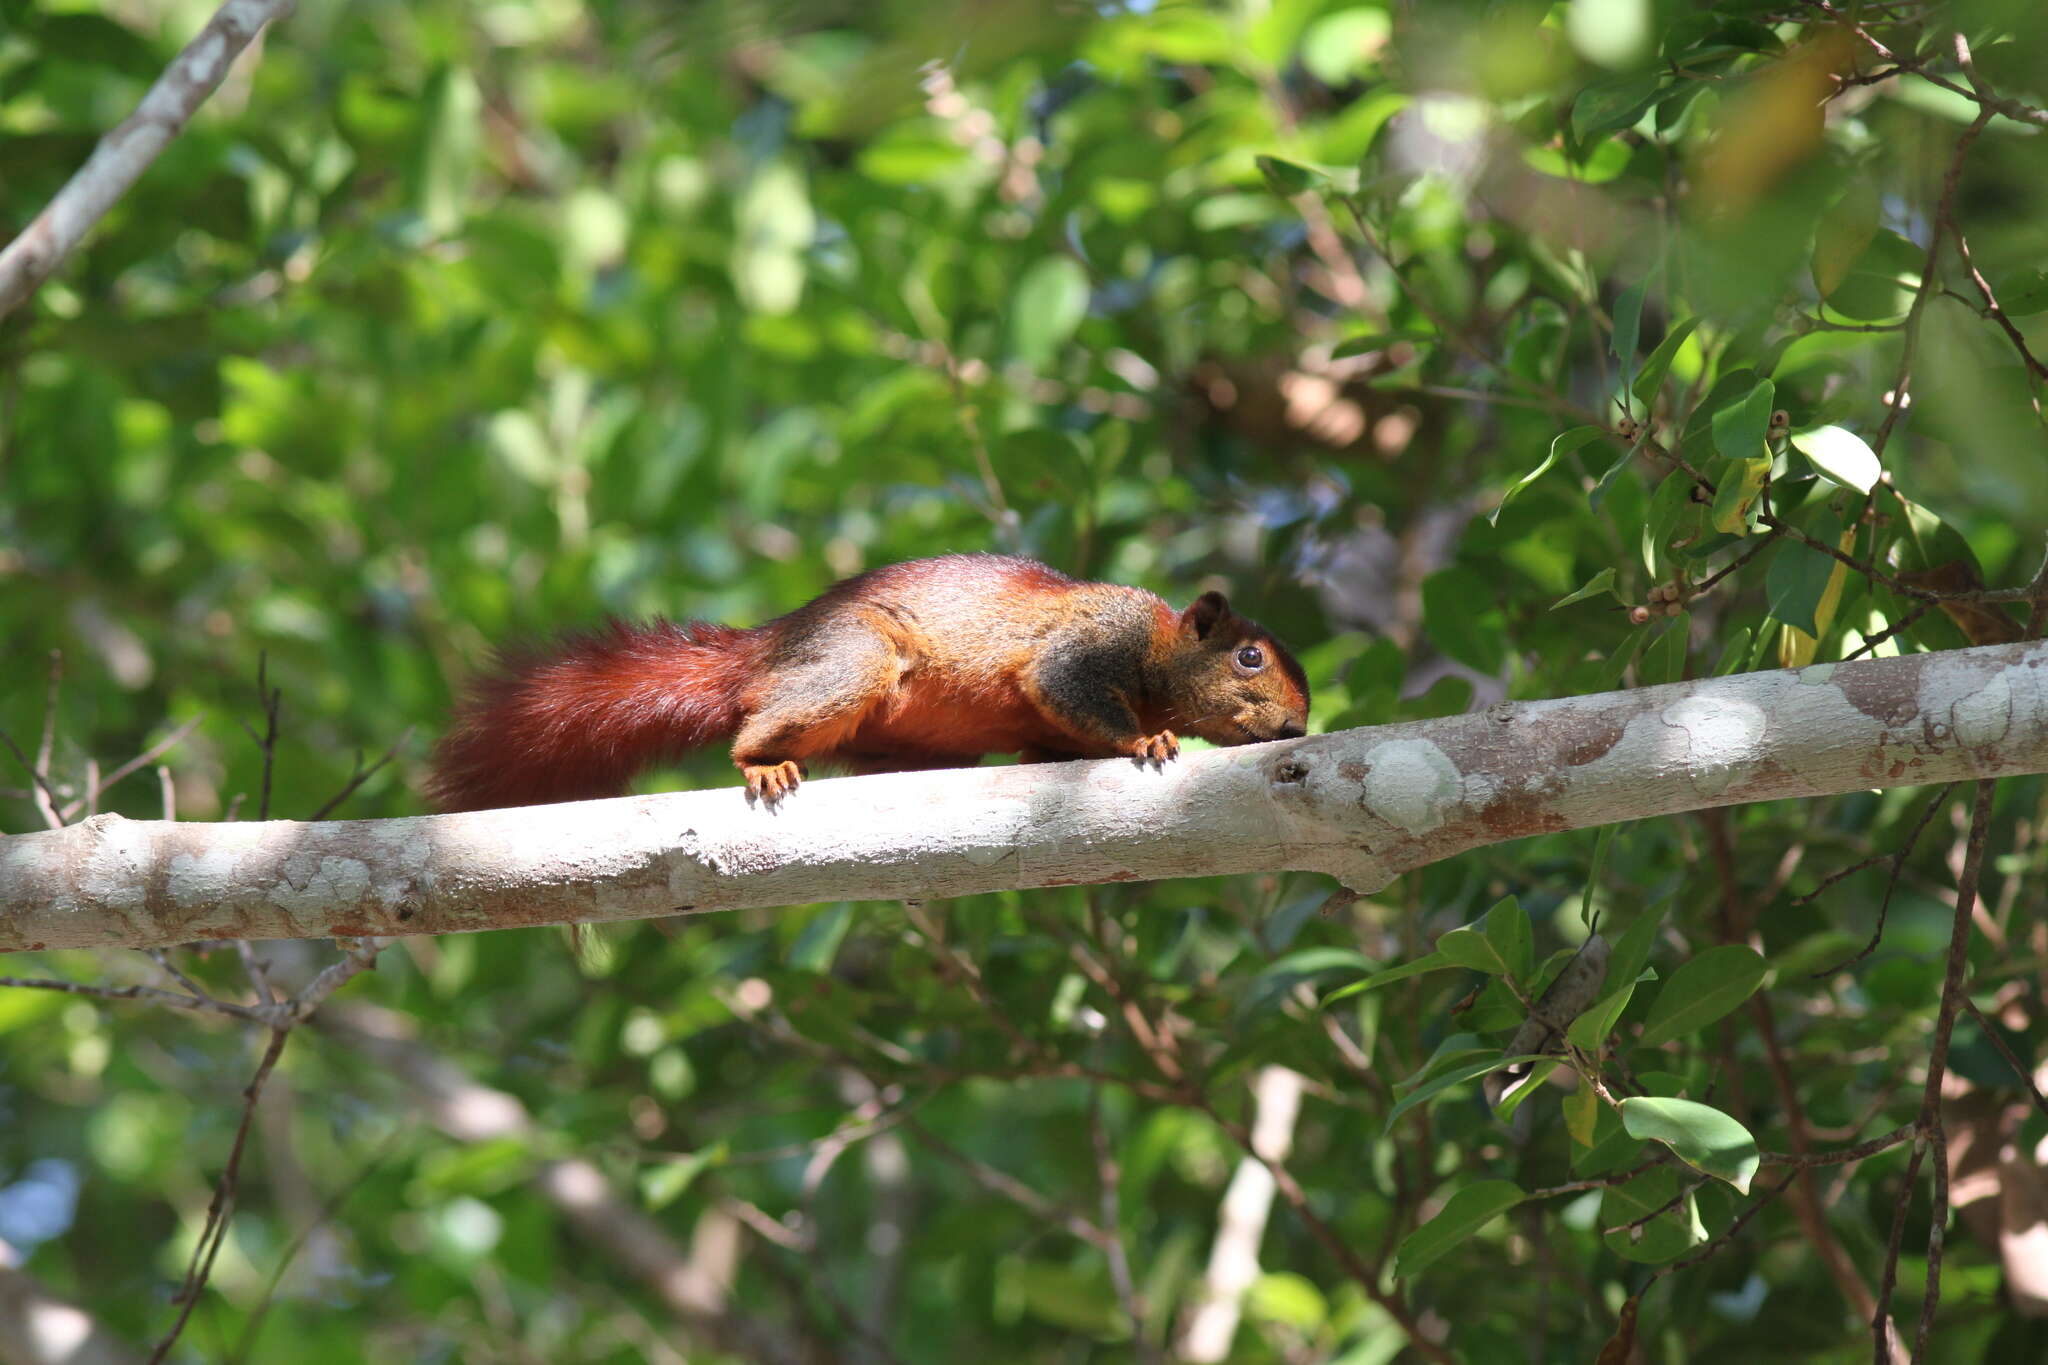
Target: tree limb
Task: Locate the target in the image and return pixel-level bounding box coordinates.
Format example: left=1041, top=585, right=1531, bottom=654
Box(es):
left=0, top=0, right=295, bottom=321
left=6, top=640, right=2048, bottom=952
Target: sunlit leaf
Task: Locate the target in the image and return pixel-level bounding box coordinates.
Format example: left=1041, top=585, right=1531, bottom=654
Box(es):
left=1620, top=1097, right=1760, bottom=1192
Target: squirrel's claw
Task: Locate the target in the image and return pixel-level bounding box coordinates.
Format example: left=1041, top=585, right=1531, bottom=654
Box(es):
left=1132, top=730, right=1180, bottom=765
left=744, top=760, right=806, bottom=804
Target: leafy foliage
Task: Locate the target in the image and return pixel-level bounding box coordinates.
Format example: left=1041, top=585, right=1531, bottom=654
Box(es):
left=4, top=1, right=2048, bottom=1361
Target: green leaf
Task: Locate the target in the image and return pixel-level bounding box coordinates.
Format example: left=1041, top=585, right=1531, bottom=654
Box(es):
left=1238, top=948, right=1378, bottom=1020
left=1256, top=155, right=1322, bottom=197
left=1493, top=425, right=1607, bottom=525
left=1246, top=1271, right=1327, bottom=1330
left=1332, top=328, right=1433, bottom=359
left=732, top=162, right=815, bottom=314
left=1590, top=444, right=1637, bottom=511
left=1552, top=567, right=1620, bottom=610
left=1601, top=1167, right=1708, bottom=1263
left=1709, top=455, right=1770, bottom=535
left=411, top=66, right=482, bottom=236
left=1393, top=1034, right=1496, bottom=1094
left=1632, top=317, right=1702, bottom=409
left=1612, top=277, right=1647, bottom=394
left=1641, top=612, right=1689, bottom=685
left=1564, top=900, right=1662, bottom=1055
left=1571, top=72, right=1663, bottom=140
left=1393, top=675, right=1472, bottom=721
left=1003, top=1260, right=1129, bottom=1338
left=640, top=1144, right=727, bottom=1209
left=1637, top=945, right=1770, bottom=1049
left=1299, top=8, right=1391, bottom=84
left=1492, top=1058, right=1561, bottom=1120
left=1438, top=901, right=1530, bottom=979
left=1821, top=228, right=1924, bottom=320
left=1997, top=267, right=2048, bottom=317
left=1789, top=425, right=1881, bottom=494
left=1576, top=1103, right=1644, bottom=1178
left=1384, top=1053, right=1551, bottom=1129
left=1603, top=897, right=1669, bottom=1000
left=1009, top=257, right=1091, bottom=365
left=1484, top=896, right=1534, bottom=982
left=1712, top=627, right=1754, bottom=676
left=1619, top=1097, right=1760, bottom=1192
left=1601, top=628, right=1647, bottom=690
left=1643, top=466, right=1703, bottom=580
left=1421, top=566, right=1507, bottom=672
left=787, top=903, right=853, bottom=972
left=1394, top=1180, right=1526, bottom=1277
left=1435, top=928, right=1504, bottom=975
left=1565, top=1080, right=1602, bottom=1146
left=1813, top=180, right=1879, bottom=297
left=1582, top=825, right=1615, bottom=930
left=1321, top=951, right=1458, bottom=1005
left=1710, top=378, right=1776, bottom=461
left=1765, top=513, right=1843, bottom=637
left=1567, top=980, right=1635, bottom=1053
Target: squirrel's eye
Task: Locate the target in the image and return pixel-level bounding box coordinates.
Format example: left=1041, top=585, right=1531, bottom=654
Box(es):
left=1234, top=645, right=1265, bottom=672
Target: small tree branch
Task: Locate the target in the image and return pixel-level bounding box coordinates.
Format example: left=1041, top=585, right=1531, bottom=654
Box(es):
left=5, top=640, right=2048, bottom=951
left=0, top=0, right=297, bottom=320
left=1181, top=1066, right=1305, bottom=1362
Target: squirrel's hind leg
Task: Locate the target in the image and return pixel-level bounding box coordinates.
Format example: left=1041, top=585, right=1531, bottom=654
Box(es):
left=732, top=615, right=906, bottom=803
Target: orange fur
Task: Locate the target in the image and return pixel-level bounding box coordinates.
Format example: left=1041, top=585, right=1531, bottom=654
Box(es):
left=429, top=554, right=1310, bottom=810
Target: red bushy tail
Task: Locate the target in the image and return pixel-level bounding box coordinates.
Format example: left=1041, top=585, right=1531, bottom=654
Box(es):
left=429, top=620, right=765, bottom=811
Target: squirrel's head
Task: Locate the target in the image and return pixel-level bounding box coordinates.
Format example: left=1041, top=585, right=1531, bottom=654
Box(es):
left=1163, top=591, right=1311, bottom=747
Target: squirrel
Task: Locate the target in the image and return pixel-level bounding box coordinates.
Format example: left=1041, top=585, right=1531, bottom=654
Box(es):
left=428, top=553, right=1311, bottom=812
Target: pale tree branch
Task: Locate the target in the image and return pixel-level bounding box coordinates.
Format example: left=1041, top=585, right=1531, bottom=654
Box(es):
left=1180, top=1065, right=1306, bottom=1361
left=6, top=640, right=2048, bottom=951
left=0, top=0, right=296, bottom=321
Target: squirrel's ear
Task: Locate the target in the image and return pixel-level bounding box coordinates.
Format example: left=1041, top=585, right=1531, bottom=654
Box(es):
left=1181, top=591, right=1232, bottom=639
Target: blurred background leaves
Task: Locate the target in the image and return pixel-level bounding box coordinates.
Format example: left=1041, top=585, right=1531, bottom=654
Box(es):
left=3, top=0, right=2048, bottom=1360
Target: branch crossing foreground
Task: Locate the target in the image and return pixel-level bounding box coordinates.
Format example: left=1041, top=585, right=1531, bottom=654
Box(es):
left=5, top=639, right=2046, bottom=952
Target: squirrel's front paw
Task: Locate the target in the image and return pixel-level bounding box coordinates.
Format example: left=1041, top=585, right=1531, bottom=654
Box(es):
left=743, top=760, right=806, bottom=804
left=1131, top=730, right=1180, bottom=765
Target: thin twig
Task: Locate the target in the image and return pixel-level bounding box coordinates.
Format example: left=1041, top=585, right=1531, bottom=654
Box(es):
left=1912, top=779, right=1998, bottom=1358
left=57, top=715, right=205, bottom=823
left=238, top=651, right=281, bottom=822
left=1648, top=1172, right=1797, bottom=1282
left=306, top=727, right=414, bottom=821
left=1959, top=998, right=2048, bottom=1121
left=1803, top=784, right=1957, bottom=975
left=0, top=726, right=64, bottom=830
left=1843, top=602, right=1931, bottom=662
left=1601, top=1173, right=1708, bottom=1237
left=148, top=1026, right=292, bottom=1363
left=0, top=974, right=270, bottom=1023
left=1872, top=1141, right=1926, bottom=1364
left=900, top=1115, right=1111, bottom=1249
left=1759, top=1123, right=1916, bottom=1168
left=35, top=651, right=62, bottom=819
left=226, top=1128, right=404, bottom=1365
left=1090, top=1087, right=1155, bottom=1363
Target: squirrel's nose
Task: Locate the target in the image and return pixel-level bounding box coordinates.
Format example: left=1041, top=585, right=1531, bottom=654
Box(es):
left=1276, top=723, right=1307, bottom=740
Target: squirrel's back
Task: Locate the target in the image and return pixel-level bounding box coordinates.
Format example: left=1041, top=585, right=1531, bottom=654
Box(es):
left=429, top=554, right=1308, bottom=811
